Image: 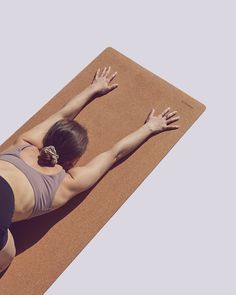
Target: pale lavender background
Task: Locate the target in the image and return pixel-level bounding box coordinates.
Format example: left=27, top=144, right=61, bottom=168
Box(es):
left=0, top=1, right=235, bottom=294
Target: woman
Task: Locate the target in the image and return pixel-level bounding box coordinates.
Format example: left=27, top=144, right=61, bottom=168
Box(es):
left=0, top=66, right=180, bottom=272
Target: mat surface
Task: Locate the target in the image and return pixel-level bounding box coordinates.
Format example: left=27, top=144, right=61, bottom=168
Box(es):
left=0, top=47, right=206, bottom=294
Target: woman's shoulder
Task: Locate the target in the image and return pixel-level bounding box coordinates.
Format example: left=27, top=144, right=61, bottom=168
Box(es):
left=0, top=139, right=31, bottom=154
left=52, top=170, right=78, bottom=208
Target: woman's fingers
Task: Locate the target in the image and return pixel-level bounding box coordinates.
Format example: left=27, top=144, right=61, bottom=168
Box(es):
left=150, top=108, right=155, bottom=117
left=92, top=68, right=100, bottom=82
left=166, top=116, right=180, bottom=124
left=165, top=124, right=180, bottom=130
left=161, top=107, right=171, bottom=117
left=104, top=66, right=111, bottom=78
left=166, top=111, right=177, bottom=119
left=109, top=71, right=118, bottom=82
left=96, top=66, right=118, bottom=82
left=101, top=66, right=107, bottom=77
left=145, top=108, right=155, bottom=122
left=108, top=83, right=119, bottom=91
left=95, top=68, right=100, bottom=79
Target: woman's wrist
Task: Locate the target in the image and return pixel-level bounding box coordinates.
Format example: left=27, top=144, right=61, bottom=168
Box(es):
left=87, top=84, right=99, bottom=97
left=142, top=123, right=155, bottom=135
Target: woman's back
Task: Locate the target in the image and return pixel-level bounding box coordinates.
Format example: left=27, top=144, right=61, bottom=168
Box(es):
left=0, top=142, right=72, bottom=222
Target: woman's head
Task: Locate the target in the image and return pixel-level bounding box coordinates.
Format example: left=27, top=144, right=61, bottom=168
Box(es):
left=38, top=119, right=88, bottom=170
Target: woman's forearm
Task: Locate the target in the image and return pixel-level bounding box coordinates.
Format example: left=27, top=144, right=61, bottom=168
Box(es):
left=61, top=85, right=97, bottom=120
left=111, top=124, right=153, bottom=160
left=60, top=66, right=118, bottom=120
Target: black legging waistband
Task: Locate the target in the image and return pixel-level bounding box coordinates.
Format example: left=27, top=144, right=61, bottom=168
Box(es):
left=0, top=175, right=15, bottom=251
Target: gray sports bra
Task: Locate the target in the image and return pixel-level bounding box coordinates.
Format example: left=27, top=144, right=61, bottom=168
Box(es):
left=0, top=142, right=66, bottom=219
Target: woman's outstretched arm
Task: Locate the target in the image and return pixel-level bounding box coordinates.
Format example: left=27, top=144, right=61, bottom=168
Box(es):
left=65, top=107, right=180, bottom=200
left=61, top=66, right=118, bottom=120
left=14, top=67, right=118, bottom=148
left=113, top=107, right=180, bottom=160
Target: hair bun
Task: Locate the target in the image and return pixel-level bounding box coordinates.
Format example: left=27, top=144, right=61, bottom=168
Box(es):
left=40, top=145, right=59, bottom=165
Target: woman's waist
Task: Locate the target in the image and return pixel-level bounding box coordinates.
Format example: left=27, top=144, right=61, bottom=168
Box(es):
left=0, top=160, right=35, bottom=213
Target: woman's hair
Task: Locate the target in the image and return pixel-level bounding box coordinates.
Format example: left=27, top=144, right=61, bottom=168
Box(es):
left=38, top=118, right=88, bottom=169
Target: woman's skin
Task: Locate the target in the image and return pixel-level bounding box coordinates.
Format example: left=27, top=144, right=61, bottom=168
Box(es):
left=61, top=66, right=119, bottom=120
left=112, top=106, right=180, bottom=160
left=0, top=66, right=180, bottom=273
left=71, top=66, right=180, bottom=159
left=62, top=66, right=180, bottom=162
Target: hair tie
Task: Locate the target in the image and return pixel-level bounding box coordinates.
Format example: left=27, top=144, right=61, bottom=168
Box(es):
left=44, top=145, right=59, bottom=164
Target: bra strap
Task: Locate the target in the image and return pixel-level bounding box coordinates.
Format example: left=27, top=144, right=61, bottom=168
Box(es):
left=17, top=142, right=32, bottom=152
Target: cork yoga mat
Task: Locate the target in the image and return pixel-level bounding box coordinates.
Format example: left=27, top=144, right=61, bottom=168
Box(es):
left=0, top=47, right=206, bottom=294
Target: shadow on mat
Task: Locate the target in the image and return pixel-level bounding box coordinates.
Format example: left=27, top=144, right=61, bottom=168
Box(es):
left=9, top=187, right=91, bottom=256
left=7, top=139, right=148, bottom=257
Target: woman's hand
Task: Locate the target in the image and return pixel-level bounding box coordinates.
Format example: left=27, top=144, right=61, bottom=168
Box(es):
left=144, top=107, right=180, bottom=134
left=90, top=66, right=118, bottom=97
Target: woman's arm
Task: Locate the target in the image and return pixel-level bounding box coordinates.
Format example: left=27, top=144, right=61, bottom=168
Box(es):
left=61, top=66, right=118, bottom=120
left=113, top=107, right=180, bottom=160
left=61, top=85, right=97, bottom=120
left=65, top=107, right=180, bottom=199
left=16, top=67, right=118, bottom=147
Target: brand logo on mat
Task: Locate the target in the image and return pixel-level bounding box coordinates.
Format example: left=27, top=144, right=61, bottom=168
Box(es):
left=181, top=100, right=194, bottom=109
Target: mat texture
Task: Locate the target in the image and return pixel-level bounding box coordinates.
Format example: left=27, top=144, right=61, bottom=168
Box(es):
left=0, top=47, right=206, bottom=294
